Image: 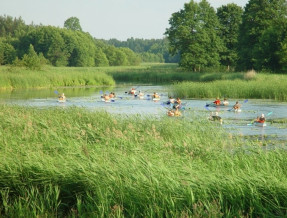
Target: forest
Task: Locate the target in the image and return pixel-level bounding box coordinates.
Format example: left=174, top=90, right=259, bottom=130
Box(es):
left=1, top=0, right=287, bottom=73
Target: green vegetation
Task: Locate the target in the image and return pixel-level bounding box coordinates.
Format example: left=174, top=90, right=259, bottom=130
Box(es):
left=106, top=63, right=247, bottom=84
left=171, top=73, right=287, bottom=101
left=164, top=0, right=287, bottom=72
left=0, top=66, right=115, bottom=89
left=166, top=0, right=223, bottom=71
left=105, top=38, right=179, bottom=63
left=0, top=105, right=287, bottom=217
left=0, top=16, right=141, bottom=68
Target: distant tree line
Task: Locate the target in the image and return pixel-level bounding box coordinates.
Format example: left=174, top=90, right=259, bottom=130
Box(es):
left=104, top=38, right=180, bottom=63
left=0, top=16, right=141, bottom=68
left=165, top=0, right=287, bottom=73
left=2, top=0, right=287, bottom=73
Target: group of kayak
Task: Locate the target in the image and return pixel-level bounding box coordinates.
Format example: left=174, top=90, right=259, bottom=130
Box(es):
left=126, top=88, right=185, bottom=117
left=58, top=90, right=268, bottom=127
left=208, top=97, right=267, bottom=127
left=206, top=98, right=242, bottom=112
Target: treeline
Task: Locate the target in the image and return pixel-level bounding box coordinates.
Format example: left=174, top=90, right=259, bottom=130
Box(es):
left=165, top=0, right=287, bottom=73
left=105, top=38, right=179, bottom=63
left=0, top=16, right=141, bottom=68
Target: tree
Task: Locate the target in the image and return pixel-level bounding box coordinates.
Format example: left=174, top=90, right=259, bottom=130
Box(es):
left=64, top=17, right=82, bottom=31
left=0, top=41, right=16, bottom=64
left=21, top=44, right=42, bottom=70
left=237, top=0, right=287, bottom=71
left=94, top=48, right=109, bottom=67
left=165, top=0, right=223, bottom=71
left=217, top=3, right=243, bottom=70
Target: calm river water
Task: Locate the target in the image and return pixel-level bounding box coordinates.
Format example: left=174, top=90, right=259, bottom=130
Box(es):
left=1, top=85, right=286, bottom=144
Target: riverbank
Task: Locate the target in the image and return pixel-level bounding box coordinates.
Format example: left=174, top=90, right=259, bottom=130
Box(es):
left=0, top=66, right=115, bottom=89
left=1, top=105, right=287, bottom=217
left=1, top=64, right=287, bottom=101
left=170, top=74, right=287, bottom=101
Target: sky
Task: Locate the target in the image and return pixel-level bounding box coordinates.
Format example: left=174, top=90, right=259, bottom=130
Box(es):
left=1, top=0, right=249, bottom=41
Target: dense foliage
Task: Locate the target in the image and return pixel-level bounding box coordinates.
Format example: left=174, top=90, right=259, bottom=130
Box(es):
left=165, top=0, right=224, bottom=71
left=217, top=4, right=243, bottom=70
left=0, top=16, right=141, bottom=68
left=105, top=37, right=179, bottom=63
left=237, top=0, right=287, bottom=71
left=164, top=0, right=287, bottom=73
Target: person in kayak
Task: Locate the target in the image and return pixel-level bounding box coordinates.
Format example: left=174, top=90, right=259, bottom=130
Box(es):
left=129, top=88, right=137, bottom=95
left=256, top=114, right=265, bottom=123
left=138, top=91, right=144, bottom=98
left=167, top=109, right=175, bottom=117
left=213, top=98, right=221, bottom=105
left=102, top=94, right=110, bottom=101
left=109, top=92, right=115, bottom=98
left=223, top=98, right=229, bottom=106
left=153, top=92, right=160, bottom=99
left=173, top=97, right=182, bottom=109
left=58, top=93, right=66, bottom=101
left=232, top=101, right=241, bottom=110
left=167, top=96, right=175, bottom=104
left=209, top=112, right=223, bottom=124
left=174, top=107, right=182, bottom=116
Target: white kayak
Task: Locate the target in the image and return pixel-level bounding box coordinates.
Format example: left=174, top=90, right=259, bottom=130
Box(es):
left=58, top=98, right=66, bottom=103
left=101, top=98, right=116, bottom=103
left=234, top=109, right=242, bottom=113
left=153, top=98, right=160, bottom=101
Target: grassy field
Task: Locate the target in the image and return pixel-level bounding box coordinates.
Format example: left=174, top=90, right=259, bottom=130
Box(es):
left=1, top=105, right=287, bottom=217
left=0, top=66, right=115, bottom=89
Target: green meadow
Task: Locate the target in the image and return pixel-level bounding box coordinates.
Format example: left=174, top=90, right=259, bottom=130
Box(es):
left=0, top=106, right=287, bottom=217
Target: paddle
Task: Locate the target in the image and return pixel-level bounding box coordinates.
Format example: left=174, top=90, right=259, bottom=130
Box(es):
left=247, top=111, right=273, bottom=126
left=228, top=99, right=248, bottom=111
left=54, top=90, right=59, bottom=95
left=204, top=105, right=211, bottom=111
left=160, top=102, right=171, bottom=110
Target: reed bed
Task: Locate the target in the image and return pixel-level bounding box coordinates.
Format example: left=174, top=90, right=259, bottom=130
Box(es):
left=107, top=64, right=246, bottom=84
left=171, top=74, right=287, bottom=101
left=0, top=105, right=287, bottom=217
left=0, top=66, right=115, bottom=89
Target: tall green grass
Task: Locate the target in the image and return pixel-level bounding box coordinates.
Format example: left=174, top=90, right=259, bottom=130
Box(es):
left=107, top=63, right=246, bottom=84
left=171, top=74, right=287, bottom=101
left=0, top=66, right=115, bottom=89
left=0, top=105, right=287, bottom=217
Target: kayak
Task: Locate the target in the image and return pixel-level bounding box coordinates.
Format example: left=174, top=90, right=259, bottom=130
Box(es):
left=234, top=109, right=242, bottom=113
left=206, top=103, right=229, bottom=107
left=253, top=121, right=267, bottom=127
left=153, top=98, right=160, bottom=101
left=58, top=98, right=66, bottom=103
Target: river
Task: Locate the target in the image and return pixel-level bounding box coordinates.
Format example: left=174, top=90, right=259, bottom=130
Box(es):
left=1, top=85, right=286, bottom=144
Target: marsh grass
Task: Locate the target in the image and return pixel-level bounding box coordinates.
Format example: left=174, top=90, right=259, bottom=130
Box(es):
left=0, top=105, right=287, bottom=217
left=0, top=66, right=115, bottom=89
left=171, top=74, right=287, bottom=101
left=106, top=63, right=246, bottom=84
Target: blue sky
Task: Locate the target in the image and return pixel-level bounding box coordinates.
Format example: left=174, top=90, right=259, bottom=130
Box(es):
left=1, top=0, right=249, bottom=40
